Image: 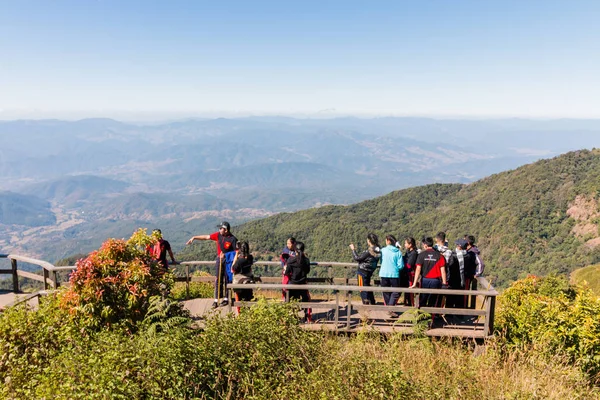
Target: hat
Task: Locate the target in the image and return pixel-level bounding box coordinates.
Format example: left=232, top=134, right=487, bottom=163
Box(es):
left=217, top=221, right=231, bottom=231
left=455, top=239, right=468, bottom=249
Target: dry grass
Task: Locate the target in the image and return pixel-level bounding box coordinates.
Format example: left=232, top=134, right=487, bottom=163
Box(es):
left=571, top=264, right=600, bottom=296
left=296, top=331, right=600, bottom=400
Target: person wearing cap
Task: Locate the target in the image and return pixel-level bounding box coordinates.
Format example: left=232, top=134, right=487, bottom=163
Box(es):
left=186, top=221, right=238, bottom=308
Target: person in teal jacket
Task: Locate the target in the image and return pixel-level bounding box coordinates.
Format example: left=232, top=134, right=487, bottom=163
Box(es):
left=379, top=234, right=404, bottom=306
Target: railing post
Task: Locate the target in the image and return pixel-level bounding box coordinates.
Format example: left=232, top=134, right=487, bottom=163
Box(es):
left=327, top=265, right=333, bottom=301
left=227, top=287, right=233, bottom=313
left=185, top=264, right=190, bottom=300
left=43, top=268, right=50, bottom=290
left=346, top=290, right=352, bottom=330
left=334, top=290, right=340, bottom=327
left=484, top=295, right=496, bottom=336
left=11, top=258, right=18, bottom=293
left=53, top=271, right=59, bottom=288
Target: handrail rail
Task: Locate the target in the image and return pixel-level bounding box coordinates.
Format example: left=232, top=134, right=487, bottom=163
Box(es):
left=227, top=283, right=498, bottom=296
left=0, top=254, right=77, bottom=292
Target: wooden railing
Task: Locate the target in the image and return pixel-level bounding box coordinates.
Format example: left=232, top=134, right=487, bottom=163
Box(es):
left=226, top=277, right=498, bottom=337
left=0, top=254, right=76, bottom=292
left=0, top=257, right=498, bottom=337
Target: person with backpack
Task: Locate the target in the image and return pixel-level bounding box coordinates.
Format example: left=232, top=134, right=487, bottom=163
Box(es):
left=231, top=241, right=255, bottom=310
left=148, top=229, right=177, bottom=271
left=349, top=233, right=381, bottom=305
left=379, top=234, right=404, bottom=308
left=465, top=235, right=485, bottom=277
left=186, top=221, right=238, bottom=308
left=284, top=241, right=312, bottom=323
left=410, top=237, right=447, bottom=308
left=463, top=235, right=481, bottom=309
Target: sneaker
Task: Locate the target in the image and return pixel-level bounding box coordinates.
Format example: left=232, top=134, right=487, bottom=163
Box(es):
left=219, top=299, right=229, bottom=307
left=211, top=301, right=218, bottom=309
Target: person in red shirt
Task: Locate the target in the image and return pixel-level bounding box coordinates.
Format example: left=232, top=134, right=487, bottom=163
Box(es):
left=410, top=236, right=448, bottom=308
left=187, top=221, right=238, bottom=308
left=148, top=229, right=177, bottom=271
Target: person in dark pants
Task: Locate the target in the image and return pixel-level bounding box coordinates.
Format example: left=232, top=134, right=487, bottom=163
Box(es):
left=186, top=221, right=238, bottom=308
left=231, top=241, right=254, bottom=302
left=411, top=237, right=448, bottom=308
left=400, top=237, right=418, bottom=306
left=284, top=241, right=312, bottom=323
left=379, top=235, right=404, bottom=308
left=462, top=236, right=479, bottom=309
left=349, top=233, right=381, bottom=305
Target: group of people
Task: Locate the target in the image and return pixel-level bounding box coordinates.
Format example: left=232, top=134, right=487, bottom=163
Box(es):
left=350, top=231, right=484, bottom=311
left=185, top=222, right=312, bottom=318
left=179, top=222, right=485, bottom=319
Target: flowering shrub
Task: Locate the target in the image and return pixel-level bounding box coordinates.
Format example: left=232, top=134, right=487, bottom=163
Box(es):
left=59, top=228, right=173, bottom=329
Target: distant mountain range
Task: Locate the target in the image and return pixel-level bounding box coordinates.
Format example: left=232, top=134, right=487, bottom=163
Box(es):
left=1, top=117, right=600, bottom=262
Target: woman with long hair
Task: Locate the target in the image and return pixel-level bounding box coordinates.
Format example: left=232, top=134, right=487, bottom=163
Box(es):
left=349, top=233, right=380, bottom=305
left=284, top=241, right=312, bottom=323
left=231, top=241, right=254, bottom=308
left=401, top=236, right=418, bottom=306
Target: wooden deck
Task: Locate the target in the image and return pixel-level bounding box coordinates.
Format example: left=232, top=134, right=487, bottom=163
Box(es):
left=182, top=298, right=491, bottom=339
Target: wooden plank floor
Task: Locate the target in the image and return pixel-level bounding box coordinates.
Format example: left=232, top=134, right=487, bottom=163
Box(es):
left=181, top=298, right=490, bottom=339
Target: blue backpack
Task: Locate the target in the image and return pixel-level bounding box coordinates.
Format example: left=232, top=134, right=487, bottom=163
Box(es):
left=223, top=251, right=236, bottom=283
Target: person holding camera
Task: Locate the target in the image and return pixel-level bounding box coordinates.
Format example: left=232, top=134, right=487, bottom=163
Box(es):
left=349, top=233, right=380, bottom=305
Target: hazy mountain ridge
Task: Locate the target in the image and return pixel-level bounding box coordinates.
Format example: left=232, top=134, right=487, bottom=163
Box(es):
left=1, top=117, right=600, bottom=263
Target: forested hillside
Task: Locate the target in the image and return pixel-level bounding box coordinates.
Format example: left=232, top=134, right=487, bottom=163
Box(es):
left=0, top=191, right=56, bottom=227
left=183, top=149, right=600, bottom=287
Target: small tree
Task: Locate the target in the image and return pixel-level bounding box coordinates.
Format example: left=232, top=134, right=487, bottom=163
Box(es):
left=59, top=228, right=173, bottom=329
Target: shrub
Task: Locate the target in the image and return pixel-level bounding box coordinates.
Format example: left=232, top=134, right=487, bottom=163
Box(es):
left=496, top=274, right=600, bottom=382
left=58, top=228, right=174, bottom=329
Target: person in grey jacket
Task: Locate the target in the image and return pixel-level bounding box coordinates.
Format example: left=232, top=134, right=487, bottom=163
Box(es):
left=350, top=233, right=381, bottom=305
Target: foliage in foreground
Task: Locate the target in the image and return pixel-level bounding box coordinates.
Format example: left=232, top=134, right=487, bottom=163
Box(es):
left=496, top=274, right=600, bottom=382
left=1, top=296, right=598, bottom=399
left=58, top=228, right=175, bottom=330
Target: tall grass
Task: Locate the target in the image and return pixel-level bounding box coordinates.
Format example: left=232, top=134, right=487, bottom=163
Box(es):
left=2, top=297, right=597, bottom=399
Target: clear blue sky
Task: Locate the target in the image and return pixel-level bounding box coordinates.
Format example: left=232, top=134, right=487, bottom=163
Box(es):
left=1, top=0, right=599, bottom=119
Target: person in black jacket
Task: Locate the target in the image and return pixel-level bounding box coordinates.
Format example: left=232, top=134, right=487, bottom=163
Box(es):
left=350, top=233, right=381, bottom=305
left=401, top=237, right=418, bottom=306
left=284, top=241, right=312, bottom=323
left=231, top=241, right=254, bottom=304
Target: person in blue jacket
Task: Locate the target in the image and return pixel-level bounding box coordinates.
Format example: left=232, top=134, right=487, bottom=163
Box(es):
left=379, top=234, right=404, bottom=306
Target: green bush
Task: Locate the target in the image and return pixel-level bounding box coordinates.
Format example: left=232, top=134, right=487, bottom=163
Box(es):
left=496, top=275, right=600, bottom=382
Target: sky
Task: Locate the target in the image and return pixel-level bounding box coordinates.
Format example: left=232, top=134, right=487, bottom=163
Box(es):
left=1, top=0, right=599, bottom=120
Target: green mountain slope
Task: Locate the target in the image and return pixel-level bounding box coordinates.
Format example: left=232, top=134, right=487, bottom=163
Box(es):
left=0, top=191, right=56, bottom=227
left=187, top=149, right=600, bottom=287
